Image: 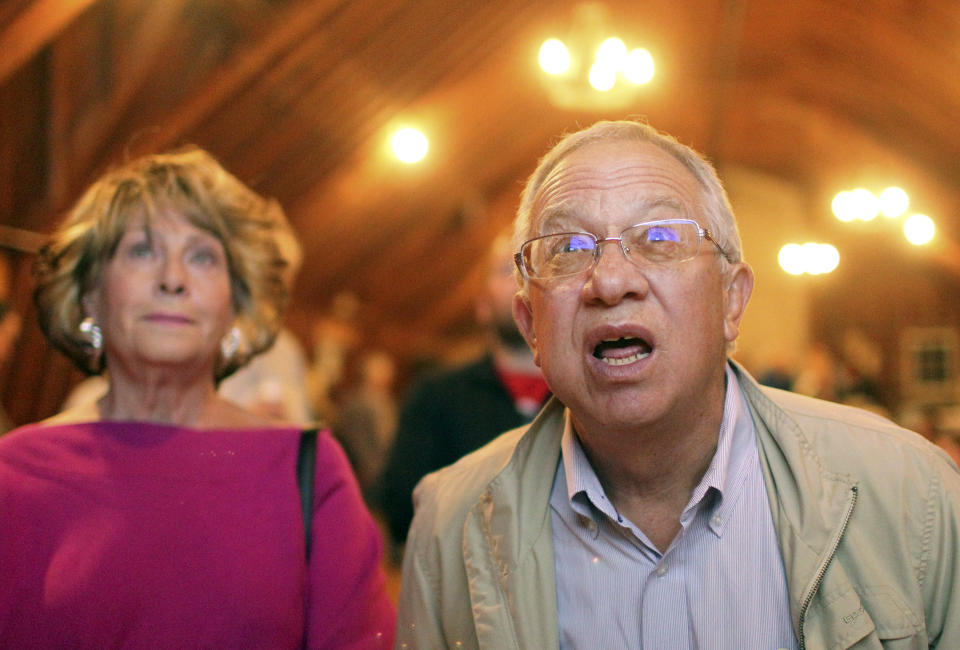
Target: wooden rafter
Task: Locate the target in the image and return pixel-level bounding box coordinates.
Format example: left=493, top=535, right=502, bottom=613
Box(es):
left=0, top=0, right=99, bottom=85
left=99, top=0, right=347, bottom=165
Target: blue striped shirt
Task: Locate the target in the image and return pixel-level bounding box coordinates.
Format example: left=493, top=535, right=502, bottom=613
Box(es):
left=550, top=365, right=798, bottom=649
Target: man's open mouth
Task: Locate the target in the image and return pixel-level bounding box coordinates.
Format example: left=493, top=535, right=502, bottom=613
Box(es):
left=592, top=337, right=652, bottom=366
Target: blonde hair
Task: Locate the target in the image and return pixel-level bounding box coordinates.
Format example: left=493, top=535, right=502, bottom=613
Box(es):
left=34, top=146, right=294, bottom=380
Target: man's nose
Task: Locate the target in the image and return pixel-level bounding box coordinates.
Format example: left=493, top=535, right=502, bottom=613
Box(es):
left=582, top=237, right=650, bottom=304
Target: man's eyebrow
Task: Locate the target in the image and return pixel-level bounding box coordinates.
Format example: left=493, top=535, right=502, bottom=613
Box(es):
left=537, top=206, right=584, bottom=234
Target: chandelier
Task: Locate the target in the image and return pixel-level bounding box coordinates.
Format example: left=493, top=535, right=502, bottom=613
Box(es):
left=537, top=2, right=654, bottom=111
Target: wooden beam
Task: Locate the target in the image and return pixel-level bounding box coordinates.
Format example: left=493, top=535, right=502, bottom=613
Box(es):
left=0, top=224, right=47, bottom=253
left=56, top=0, right=192, bottom=196
left=105, top=0, right=346, bottom=161
left=0, top=0, right=99, bottom=85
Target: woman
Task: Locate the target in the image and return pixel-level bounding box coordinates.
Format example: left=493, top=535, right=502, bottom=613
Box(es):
left=0, top=147, right=395, bottom=648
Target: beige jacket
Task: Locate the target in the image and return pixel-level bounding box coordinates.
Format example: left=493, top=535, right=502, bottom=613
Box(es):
left=395, top=363, right=960, bottom=649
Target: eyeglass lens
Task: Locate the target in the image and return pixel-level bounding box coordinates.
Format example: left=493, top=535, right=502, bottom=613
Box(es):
left=524, top=220, right=702, bottom=278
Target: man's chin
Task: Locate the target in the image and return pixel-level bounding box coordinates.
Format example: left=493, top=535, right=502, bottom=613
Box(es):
left=567, top=388, right=664, bottom=434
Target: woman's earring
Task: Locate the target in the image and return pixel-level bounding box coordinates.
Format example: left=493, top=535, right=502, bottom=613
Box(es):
left=79, top=317, right=103, bottom=350
left=220, top=326, right=242, bottom=361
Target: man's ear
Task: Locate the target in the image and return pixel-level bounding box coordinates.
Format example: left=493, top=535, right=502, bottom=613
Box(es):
left=512, top=292, right=541, bottom=367
left=723, top=262, right=753, bottom=344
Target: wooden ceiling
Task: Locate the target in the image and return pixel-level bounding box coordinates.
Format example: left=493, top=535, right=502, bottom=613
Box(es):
left=2, top=0, right=960, bottom=381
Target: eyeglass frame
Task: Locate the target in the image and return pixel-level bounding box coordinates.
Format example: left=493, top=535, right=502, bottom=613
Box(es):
left=514, top=218, right=736, bottom=280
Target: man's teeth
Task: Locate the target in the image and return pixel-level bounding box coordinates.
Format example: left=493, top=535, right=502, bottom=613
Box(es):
left=593, top=337, right=651, bottom=365
left=599, top=350, right=650, bottom=366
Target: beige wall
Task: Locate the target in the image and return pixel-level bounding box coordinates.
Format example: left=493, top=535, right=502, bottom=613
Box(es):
left=722, top=166, right=811, bottom=378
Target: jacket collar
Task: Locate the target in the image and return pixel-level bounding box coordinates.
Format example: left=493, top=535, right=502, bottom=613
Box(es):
left=464, top=362, right=871, bottom=648
left=731, top=361, right=871, bottom=647
left=461, top=397, right=565, bottom=649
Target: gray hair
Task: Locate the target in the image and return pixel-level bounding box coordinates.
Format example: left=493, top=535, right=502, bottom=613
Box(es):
left=513, top=120, right=743, bottom=285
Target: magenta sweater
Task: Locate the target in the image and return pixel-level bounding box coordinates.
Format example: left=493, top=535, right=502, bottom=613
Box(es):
left=0, top=421, right=395, bottom=648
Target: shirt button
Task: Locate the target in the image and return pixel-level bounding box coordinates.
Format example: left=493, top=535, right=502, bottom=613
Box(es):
left=656, top=563, right=668, bottom=577
left=711, top=514, right=722, bottom=526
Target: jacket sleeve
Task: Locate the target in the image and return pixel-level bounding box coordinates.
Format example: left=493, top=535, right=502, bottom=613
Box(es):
left=394, top=472, right=453, bottom=649
left=395, top=469, right=487, bottom=649
left=924, top=457, right=960, bottom=648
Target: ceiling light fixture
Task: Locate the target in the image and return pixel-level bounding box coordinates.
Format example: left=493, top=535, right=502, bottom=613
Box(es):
left=538, top=2, right=653, bottom=110
left=391, top=127, right=428, bottom=164
left=903, top=214, right=935, bottom=246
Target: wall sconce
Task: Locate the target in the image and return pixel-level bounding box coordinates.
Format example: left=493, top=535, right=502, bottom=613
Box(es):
left=832, top=185, right=936, bottom=246
left=779, top=242, right=840, bottom=276
left=903, top=213, right=935, bottom=246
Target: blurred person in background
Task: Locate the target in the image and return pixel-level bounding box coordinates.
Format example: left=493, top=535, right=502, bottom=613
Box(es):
left=0, top=253, right=23, bottom=434
left=334, top=348, right=398, bottom=500
left=377, top=233, right=550, bottom=552
left=0, top=147, right=394, bottom=648
left=307, top=291, right=362, bottom=425
left=902, top=404, right=960, bottom=469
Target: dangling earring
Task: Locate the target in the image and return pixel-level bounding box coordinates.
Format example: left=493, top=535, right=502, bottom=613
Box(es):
left=79, top=317, right=103, bottom=350
left=220, top=326, right=242, bottom=362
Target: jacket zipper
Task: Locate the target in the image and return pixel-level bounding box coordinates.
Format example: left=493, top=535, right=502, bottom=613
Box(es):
left=797, top=484, right=858, bottom=650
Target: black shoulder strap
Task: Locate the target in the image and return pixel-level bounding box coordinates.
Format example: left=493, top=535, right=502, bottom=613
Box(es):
left=296, top=428, right=318, bottom=561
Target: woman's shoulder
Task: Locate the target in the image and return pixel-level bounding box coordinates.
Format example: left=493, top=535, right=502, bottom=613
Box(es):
left=196, top=397, right=284, bottom=429
left=39, top=402, right=100, bottom=426
left=4, top=401, right=306, bottom=444
left=188, top=396, right=315, bottom=434
left=0, top=411, right=98, bottom=453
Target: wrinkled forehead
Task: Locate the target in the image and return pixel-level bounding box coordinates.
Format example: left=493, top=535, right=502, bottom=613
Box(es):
left=529, top=140, right=704, bottom=232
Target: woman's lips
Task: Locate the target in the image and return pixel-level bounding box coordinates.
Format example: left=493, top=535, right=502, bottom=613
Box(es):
left=143, top=313, right=193, bottom=324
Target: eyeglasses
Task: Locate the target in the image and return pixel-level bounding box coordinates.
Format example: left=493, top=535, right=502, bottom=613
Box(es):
left=515, top=219, right=734, bottom=280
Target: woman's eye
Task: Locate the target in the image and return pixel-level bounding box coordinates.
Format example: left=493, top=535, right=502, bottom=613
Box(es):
left=126, top=241, right=154, bottom=259
left=190, top=248, right=220, bottom=266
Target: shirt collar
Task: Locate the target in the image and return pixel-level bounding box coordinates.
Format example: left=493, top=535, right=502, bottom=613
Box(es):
left=559, top=413, right=612, bottom=525
left=558, top=362, right=757, bottom=537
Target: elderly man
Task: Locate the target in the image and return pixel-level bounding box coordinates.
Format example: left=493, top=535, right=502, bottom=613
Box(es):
left=395, top=120, right=960, bottom=649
